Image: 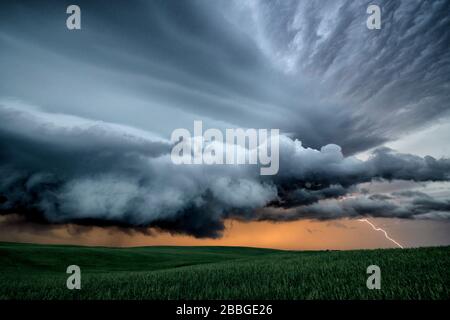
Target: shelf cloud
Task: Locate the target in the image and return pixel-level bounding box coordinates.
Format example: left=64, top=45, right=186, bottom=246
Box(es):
left=0, top=0, right=449, bottom=238
left=1, top=105, right=449, bottom=237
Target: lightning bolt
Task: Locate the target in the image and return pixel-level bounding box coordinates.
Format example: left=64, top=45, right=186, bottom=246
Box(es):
left=357, top=218, right=404, bottom=249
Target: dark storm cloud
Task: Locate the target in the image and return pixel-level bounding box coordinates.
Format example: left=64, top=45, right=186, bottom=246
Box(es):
left=255, top=191, right=450, bottom=222
left=1, top=106, right=450, bottom=237
left=1, top=1, right=450, bottom=237
left=225, top=0, right=450, bottom=153
left=0, top=0, right=449, bottom=154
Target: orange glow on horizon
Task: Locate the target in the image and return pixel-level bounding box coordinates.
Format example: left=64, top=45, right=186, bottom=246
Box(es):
left=3, top=215, right=447, bottom=250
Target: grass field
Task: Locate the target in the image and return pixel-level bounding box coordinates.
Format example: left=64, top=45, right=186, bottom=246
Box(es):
left=0, top=242, right=449, bottom=300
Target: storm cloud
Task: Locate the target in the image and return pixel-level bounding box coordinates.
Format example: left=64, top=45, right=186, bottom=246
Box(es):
left=1, top=0, right=449, bottom=153
left=0, top=1, right=450, bottom=237
left=1, top=105, right=450, bottom=237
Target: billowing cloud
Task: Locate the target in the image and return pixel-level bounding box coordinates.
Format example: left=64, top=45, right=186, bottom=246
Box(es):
left=256, top=192, right=450, bottom=222
left=1, top=105, right=449, bottom=237
left=1, top=1, right=450, bottom=238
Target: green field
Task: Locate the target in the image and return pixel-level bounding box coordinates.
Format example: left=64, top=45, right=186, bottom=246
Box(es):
left=0, top=242, right=448, bottom=300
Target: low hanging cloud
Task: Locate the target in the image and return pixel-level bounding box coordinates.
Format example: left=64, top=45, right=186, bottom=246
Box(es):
left=1, top=105, right=450, bottom=238
left=255, top=193, right=450, bottom=223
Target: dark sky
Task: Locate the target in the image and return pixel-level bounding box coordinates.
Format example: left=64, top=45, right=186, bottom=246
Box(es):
left=1, top=0, right=448, bottom=152
left=0, top=0, right=449, bottom=240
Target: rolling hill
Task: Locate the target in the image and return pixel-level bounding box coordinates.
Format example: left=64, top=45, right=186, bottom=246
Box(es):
left=0, top=242, right=448, bottom=299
